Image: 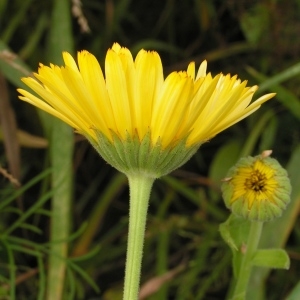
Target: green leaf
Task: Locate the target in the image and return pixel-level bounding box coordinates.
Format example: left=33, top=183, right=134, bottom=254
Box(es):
left=219, top=215, right=251, bottom=251
left=219, top=214, right=251, bottom=277
left=252, top=249, right=290, bottom=269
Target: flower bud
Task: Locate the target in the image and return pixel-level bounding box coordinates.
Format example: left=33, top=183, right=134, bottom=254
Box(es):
left=221, top=150, right=291, bottom=222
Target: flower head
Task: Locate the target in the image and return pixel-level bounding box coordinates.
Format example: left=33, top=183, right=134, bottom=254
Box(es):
left=221, top=150, right=291, bottom=221
left=18, top=43, right=275, bottom=177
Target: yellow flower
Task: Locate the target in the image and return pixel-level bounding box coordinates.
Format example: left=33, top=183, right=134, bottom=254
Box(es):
left=222, top=151, right=291, bottom=221
left=18, top=43, right=275, bottom=177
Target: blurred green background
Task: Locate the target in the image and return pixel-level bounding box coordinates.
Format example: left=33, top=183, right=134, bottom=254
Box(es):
left=0, top=0, right=300, bottom=299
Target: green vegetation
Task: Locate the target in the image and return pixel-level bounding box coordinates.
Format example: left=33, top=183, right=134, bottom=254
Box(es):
left=0, top=0, right=300, bottom=299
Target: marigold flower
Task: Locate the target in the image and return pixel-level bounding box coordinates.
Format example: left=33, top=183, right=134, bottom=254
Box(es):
left=18, top=43, right=275, bottom=177
left=222, top=150, right=291, bottom=221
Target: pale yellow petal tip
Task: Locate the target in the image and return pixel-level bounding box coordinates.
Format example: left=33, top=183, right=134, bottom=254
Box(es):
left=62, top=51, right=79, bottom=70
left=17, top=88, right=25, bottom=95
left=187, top=62, right=195, bottom=80
left=248, top=85, right=258, bottom=92
left=257, top=92, right=276, bottom=104
left=151, top=51, right=161, bottom=63
left=18, top=95, right=27, bottom=102
left=20, top=77, right=34, bottom=84
left=195, top=60, right=207, bottom=80
left=78, top=50, right=90, bottom=56
left=135, top=48, right=149, bottom=60
left=112, top=42, right=122, bottom=52
left=77, top=50, right=95, bottom=63
left=266, top=92, right=276, bottom=99
left=62, top=51, right=72, bottom=61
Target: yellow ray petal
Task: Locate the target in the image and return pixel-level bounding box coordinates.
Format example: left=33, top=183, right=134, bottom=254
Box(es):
left=195, top=60, right=207, bottom=80
left=105, top=49, right=132, bottom=138
left=77, top=51, right=116, bottom=131
left=151, top=72, right=193, bottom=147
left=134, top=50, right=164, bottom=139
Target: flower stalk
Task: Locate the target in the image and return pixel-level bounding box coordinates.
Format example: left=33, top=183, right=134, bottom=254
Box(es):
left=123, top=174, right=155, bottom=300
left=221, top=151, right=292, bottom=299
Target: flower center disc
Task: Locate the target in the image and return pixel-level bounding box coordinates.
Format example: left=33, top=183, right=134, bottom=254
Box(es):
left=245, top=170, right=266, bottom=192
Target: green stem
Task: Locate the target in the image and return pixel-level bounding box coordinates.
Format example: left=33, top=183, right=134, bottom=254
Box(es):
left=231, top=221, right=264, bottom=300
left=123, top=174, right=155, bottom=300
left=46, top=120, right=73, bottom=300
left=45, top=0, right=74, bottom=298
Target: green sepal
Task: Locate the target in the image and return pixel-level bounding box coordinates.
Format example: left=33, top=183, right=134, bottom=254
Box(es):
left=125, top=130, right=141, bottom=169
left=138, top=130, right=151, bottom=165
left=89, top=130, right=200, bottom=178
left=88, top=131, right=125, bottom=168
left=252, top=249, right=290, bottom=269
left=158, top=138, right=197, bottom=175
left=144, top=136, right=164, bottom=171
